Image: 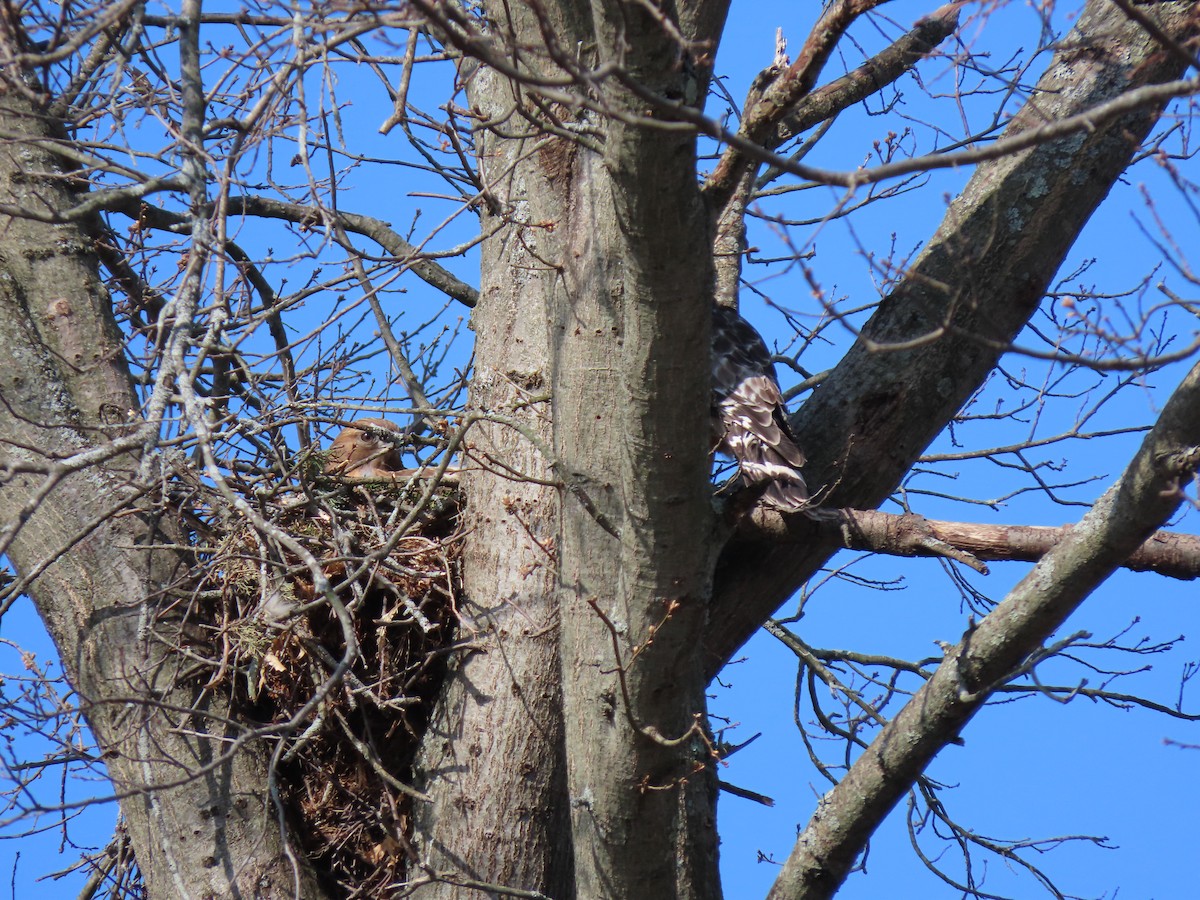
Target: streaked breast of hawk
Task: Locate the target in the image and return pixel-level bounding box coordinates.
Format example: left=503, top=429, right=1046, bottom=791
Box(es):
left=711, top=305, right=809, bottom=510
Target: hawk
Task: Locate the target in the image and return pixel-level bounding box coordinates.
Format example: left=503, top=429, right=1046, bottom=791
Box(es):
left=711, top=305, right=809, bottom=510
left=324, top=418, right=403, bottom=478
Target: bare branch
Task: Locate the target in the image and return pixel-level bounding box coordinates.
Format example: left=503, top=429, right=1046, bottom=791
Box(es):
left=742, top=507, right=1200, bottom=580
left=706, top=0, right=892, bottom=206
left=766, top=357, right=1200, bottom=900
left=707, top=0, right=1200, bottom=675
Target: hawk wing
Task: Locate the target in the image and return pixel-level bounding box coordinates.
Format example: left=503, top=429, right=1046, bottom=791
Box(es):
left=711, top=305, right=808, bottom=510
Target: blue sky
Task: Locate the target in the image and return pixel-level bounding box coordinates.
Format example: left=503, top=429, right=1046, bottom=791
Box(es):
left=2, top=1, right=1198, bottom=896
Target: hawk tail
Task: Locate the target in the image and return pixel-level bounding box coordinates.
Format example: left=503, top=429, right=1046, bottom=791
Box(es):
left=736, top=439, right=809, bottom=511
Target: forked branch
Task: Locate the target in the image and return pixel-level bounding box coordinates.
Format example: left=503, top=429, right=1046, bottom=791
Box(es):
left=766, top=359, right=1200, bottom=900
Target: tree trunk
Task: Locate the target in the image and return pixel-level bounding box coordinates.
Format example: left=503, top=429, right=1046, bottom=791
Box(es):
left=0, top=89, right=326, bottom=897
left=555, top=67, right=719, bottom=900
left=412, top=3, right=729, bottom=896
left=409, top=52, right=577, bottom=898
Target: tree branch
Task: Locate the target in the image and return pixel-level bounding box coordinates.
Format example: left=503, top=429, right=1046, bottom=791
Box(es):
left=705, top=0, right=1200, bottom=678
left=740, top=507, right=1200, bottom=580
left=765, top=350, right=1200, bottom=900
left=98, top=192, right=481, bottom=308
left=710, top=3, right=958, bottom=316
left=757, top=4, right=962, bottom=183
left=228, top=194, right=481, bottom=307
left=705, top=0, right=891, bottom=208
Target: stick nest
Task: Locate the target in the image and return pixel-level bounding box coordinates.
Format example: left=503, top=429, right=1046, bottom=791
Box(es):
left=183, top=468, right=461, bottom=897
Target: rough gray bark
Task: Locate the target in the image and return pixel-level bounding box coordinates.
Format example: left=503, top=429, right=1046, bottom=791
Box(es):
left=554, top=8, right=721, bottom=896
left=414, top=2, right=730, bottom=895
left=0, top=90, right=326, bottom=897
left=409, top=54, right=576, bottom=896
left=405, top=3, right=598, bottom=891
left=706, top=0, right=1200, bottom=676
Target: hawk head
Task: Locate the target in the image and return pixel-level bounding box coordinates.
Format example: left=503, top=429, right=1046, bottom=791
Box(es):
left=324, top=418, right=403, bottom=478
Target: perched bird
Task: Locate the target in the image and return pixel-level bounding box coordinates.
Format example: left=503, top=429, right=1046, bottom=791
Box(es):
left=711, top=305, right=809, bottom=510
left=324, top=418, right=404, bottom=478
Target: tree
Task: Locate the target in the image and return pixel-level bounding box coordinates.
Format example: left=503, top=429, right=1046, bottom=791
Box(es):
left=0, top=0, right=1197, bottom=897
